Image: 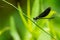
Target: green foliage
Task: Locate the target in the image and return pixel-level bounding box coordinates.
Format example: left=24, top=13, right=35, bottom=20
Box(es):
left=0, top=0, right=60, bottom=40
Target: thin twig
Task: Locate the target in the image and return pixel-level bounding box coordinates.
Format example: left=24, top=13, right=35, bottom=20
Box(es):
left=2, top=0, right=56, bottom=40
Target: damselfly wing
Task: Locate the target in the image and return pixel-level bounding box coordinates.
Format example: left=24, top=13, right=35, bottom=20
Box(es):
left=33, top=7, right=51, bottom=20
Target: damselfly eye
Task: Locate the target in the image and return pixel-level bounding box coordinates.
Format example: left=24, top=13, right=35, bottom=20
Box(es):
left=33, top=7, right=51, bottom=20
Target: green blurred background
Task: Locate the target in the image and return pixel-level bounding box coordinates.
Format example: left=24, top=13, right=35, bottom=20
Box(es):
left=0, top=0, right=60, bottom=40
